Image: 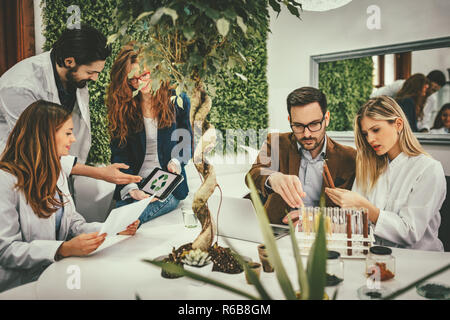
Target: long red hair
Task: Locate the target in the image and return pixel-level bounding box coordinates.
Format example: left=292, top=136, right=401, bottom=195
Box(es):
left=0, top=100, right=71, bottom=218
left=106, top=44, right=175, bottom=146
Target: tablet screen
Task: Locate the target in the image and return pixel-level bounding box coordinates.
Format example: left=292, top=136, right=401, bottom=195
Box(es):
left=141, top=169, right=179, bottom=198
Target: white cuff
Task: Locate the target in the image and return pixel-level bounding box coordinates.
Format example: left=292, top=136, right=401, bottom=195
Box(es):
left=120, top=183, right=139, bottom=200
left=169, top=158, right=182, bottom=173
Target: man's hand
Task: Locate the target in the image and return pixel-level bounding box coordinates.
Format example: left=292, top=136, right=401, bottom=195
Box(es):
left=71, top=163, right=142, bottom=185
left=268, top=172, right=306, bottom=208
left=100, top=163, right=142, bottom=185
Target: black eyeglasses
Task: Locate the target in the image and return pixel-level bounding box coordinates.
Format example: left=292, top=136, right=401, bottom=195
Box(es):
left=290, top=115, right=325, bottom=133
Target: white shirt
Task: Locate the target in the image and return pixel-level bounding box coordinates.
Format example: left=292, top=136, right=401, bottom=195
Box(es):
left=120, top=117, right=180, bottom=200
left=139, top=117, right=160, bottom=178
left=352, top=152, right=445, bottom=251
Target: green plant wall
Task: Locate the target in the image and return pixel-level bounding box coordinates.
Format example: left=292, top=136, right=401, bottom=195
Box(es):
left=319, top=57, right=374, bottom=131
left=41, top=0, right=269, bottom=164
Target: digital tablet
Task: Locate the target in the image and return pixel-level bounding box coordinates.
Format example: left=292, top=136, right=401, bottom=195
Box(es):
left=139, top=168, right=184, bottom=201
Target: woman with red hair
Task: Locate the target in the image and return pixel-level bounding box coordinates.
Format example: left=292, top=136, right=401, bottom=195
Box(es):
left=106, top=44, right=192, bottom=225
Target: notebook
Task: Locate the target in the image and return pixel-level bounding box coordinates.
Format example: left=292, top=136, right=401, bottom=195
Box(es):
left=207, top=195, right=290, bottom=243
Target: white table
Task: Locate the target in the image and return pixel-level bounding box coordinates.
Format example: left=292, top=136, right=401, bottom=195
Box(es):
left=1, top=208, right=449, bottom=300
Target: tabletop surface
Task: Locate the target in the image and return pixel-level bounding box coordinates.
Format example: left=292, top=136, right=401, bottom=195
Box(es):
left=1, top=207, right=449, bottom=300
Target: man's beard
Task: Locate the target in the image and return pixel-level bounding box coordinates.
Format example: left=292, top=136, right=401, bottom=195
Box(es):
left=66, top=66, right=88, bottom=89
left=297, top=134, right=325, bottom=152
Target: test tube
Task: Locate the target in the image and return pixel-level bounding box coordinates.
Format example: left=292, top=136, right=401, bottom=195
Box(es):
left=346, top=210, right=352, bottom=256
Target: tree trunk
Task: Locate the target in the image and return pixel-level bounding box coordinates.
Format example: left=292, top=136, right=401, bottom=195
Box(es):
left=189, top=83, right=217, bottom=251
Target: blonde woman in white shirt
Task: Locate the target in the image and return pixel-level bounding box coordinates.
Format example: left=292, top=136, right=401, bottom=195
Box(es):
left=326, top=96, right=445, bottom=251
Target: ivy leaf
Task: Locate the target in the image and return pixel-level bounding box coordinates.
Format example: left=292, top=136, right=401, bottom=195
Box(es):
left=216, top=17, right=230, bottom=37
left=236, top=16, right=247, bottom=34
left=107, top=33, right=119, bottom=45
left=183, top=25, right=195, bottom=41
left=135, top=11, right=154, bottom=23
left=235, top=72, right=248, bottom=82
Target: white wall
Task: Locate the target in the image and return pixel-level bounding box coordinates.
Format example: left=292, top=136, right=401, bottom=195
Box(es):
left=412, top=47, right=450, bottom=79
left=266, top=0, right=450, bottom=133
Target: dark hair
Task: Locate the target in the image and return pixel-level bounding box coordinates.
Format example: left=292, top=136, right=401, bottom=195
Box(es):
left=52, top=24, right=111, bottom=67
left=427, top=70, right=446, bottom=87
left=395, top=73, right=429, bottom=120
left=286, top=87, right=327, bottom=116
left=432, top=103, right=450, bottom=130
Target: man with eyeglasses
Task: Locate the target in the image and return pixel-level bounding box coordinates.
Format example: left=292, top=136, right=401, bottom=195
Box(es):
left=247, top=87, right=356, bottom=224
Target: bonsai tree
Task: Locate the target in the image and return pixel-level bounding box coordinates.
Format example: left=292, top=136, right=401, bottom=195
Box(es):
left=108, top=0, right=303, bottom=251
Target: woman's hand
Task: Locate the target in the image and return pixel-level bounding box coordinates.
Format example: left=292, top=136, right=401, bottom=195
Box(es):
left=58, top=232, right=106, bottom=257
left=118, top=220, right=140, bottom=236
left=282, top=210, right=301, bottom=226
left=167, top=160, right=181, bottom=174
left=325, top=187, right=380, bottom=223
left=129, top=189, right=150, bottom=201
left=325, top=187, right=367, bottom=208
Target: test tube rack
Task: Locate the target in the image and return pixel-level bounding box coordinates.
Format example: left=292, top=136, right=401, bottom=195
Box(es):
left=295, top=207, right=375, bottom=259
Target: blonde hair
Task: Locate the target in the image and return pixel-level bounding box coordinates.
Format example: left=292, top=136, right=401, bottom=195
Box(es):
left=354, top=96, right=428, bottom=194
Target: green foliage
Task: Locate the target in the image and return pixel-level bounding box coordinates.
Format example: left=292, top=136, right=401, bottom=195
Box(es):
left=208, top=6, right=269, bottom=154
left=319, top=57, right=374, bottom=131
left=110, top=0, right=301, bottom=93
left=41, top=0, right=277, bottom=163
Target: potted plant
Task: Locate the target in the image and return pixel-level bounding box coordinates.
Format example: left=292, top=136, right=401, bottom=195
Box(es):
left=108, top=0, right=303, bottom=266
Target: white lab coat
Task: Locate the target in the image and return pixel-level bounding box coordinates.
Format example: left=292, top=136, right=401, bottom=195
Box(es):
left=0, top=51, right=92, bottom=175
left=352, top=153, right=445, bottom=251
left=0, top=169, right=102, bottom=293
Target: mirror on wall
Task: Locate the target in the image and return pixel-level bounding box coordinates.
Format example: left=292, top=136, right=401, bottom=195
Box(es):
left=310, top=36, right=450, bottom=143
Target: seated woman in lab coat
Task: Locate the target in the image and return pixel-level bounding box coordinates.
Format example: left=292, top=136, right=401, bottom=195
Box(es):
left=326, top=96, right=445, bottom=251
left=0, top=100, right=139, bottom=293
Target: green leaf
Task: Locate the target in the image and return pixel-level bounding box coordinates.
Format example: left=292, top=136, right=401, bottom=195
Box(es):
left=287, top=214, right=309, bottom=299
left=216, top=17, right=230, bottom=37
left=135, top=10, right=154, bottom=23
left=182, top=25, right=195, bottom=41
left=246, top=174, right=297, bottom=300
left=106, top=33, right=119, bottom=45
left=235, top=72, right=248, bottom=82
left=222, top=238, right=272, bottom=300
left=306, top=211, right=327, bottom=300
left=236, top=16, right=247, bottom=33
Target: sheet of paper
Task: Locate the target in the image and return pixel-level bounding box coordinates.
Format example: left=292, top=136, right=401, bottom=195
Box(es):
left=98, top=195, right=155, bottom=236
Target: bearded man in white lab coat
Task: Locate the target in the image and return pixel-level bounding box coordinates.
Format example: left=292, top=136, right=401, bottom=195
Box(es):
left=0, top=24, right=141, bottom=186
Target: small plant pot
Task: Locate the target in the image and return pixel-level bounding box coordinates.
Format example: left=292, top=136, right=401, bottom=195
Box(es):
left=257, top=244, right=266, bottom=256
left=259, top=253, right=274, bottom=273
left=184, top=262, right=213, bottom=286
left=244, top=262, right=262, bottom=285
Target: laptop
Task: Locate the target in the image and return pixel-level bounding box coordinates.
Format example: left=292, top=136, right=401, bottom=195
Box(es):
left=207, top=195, right=290, bottom=243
